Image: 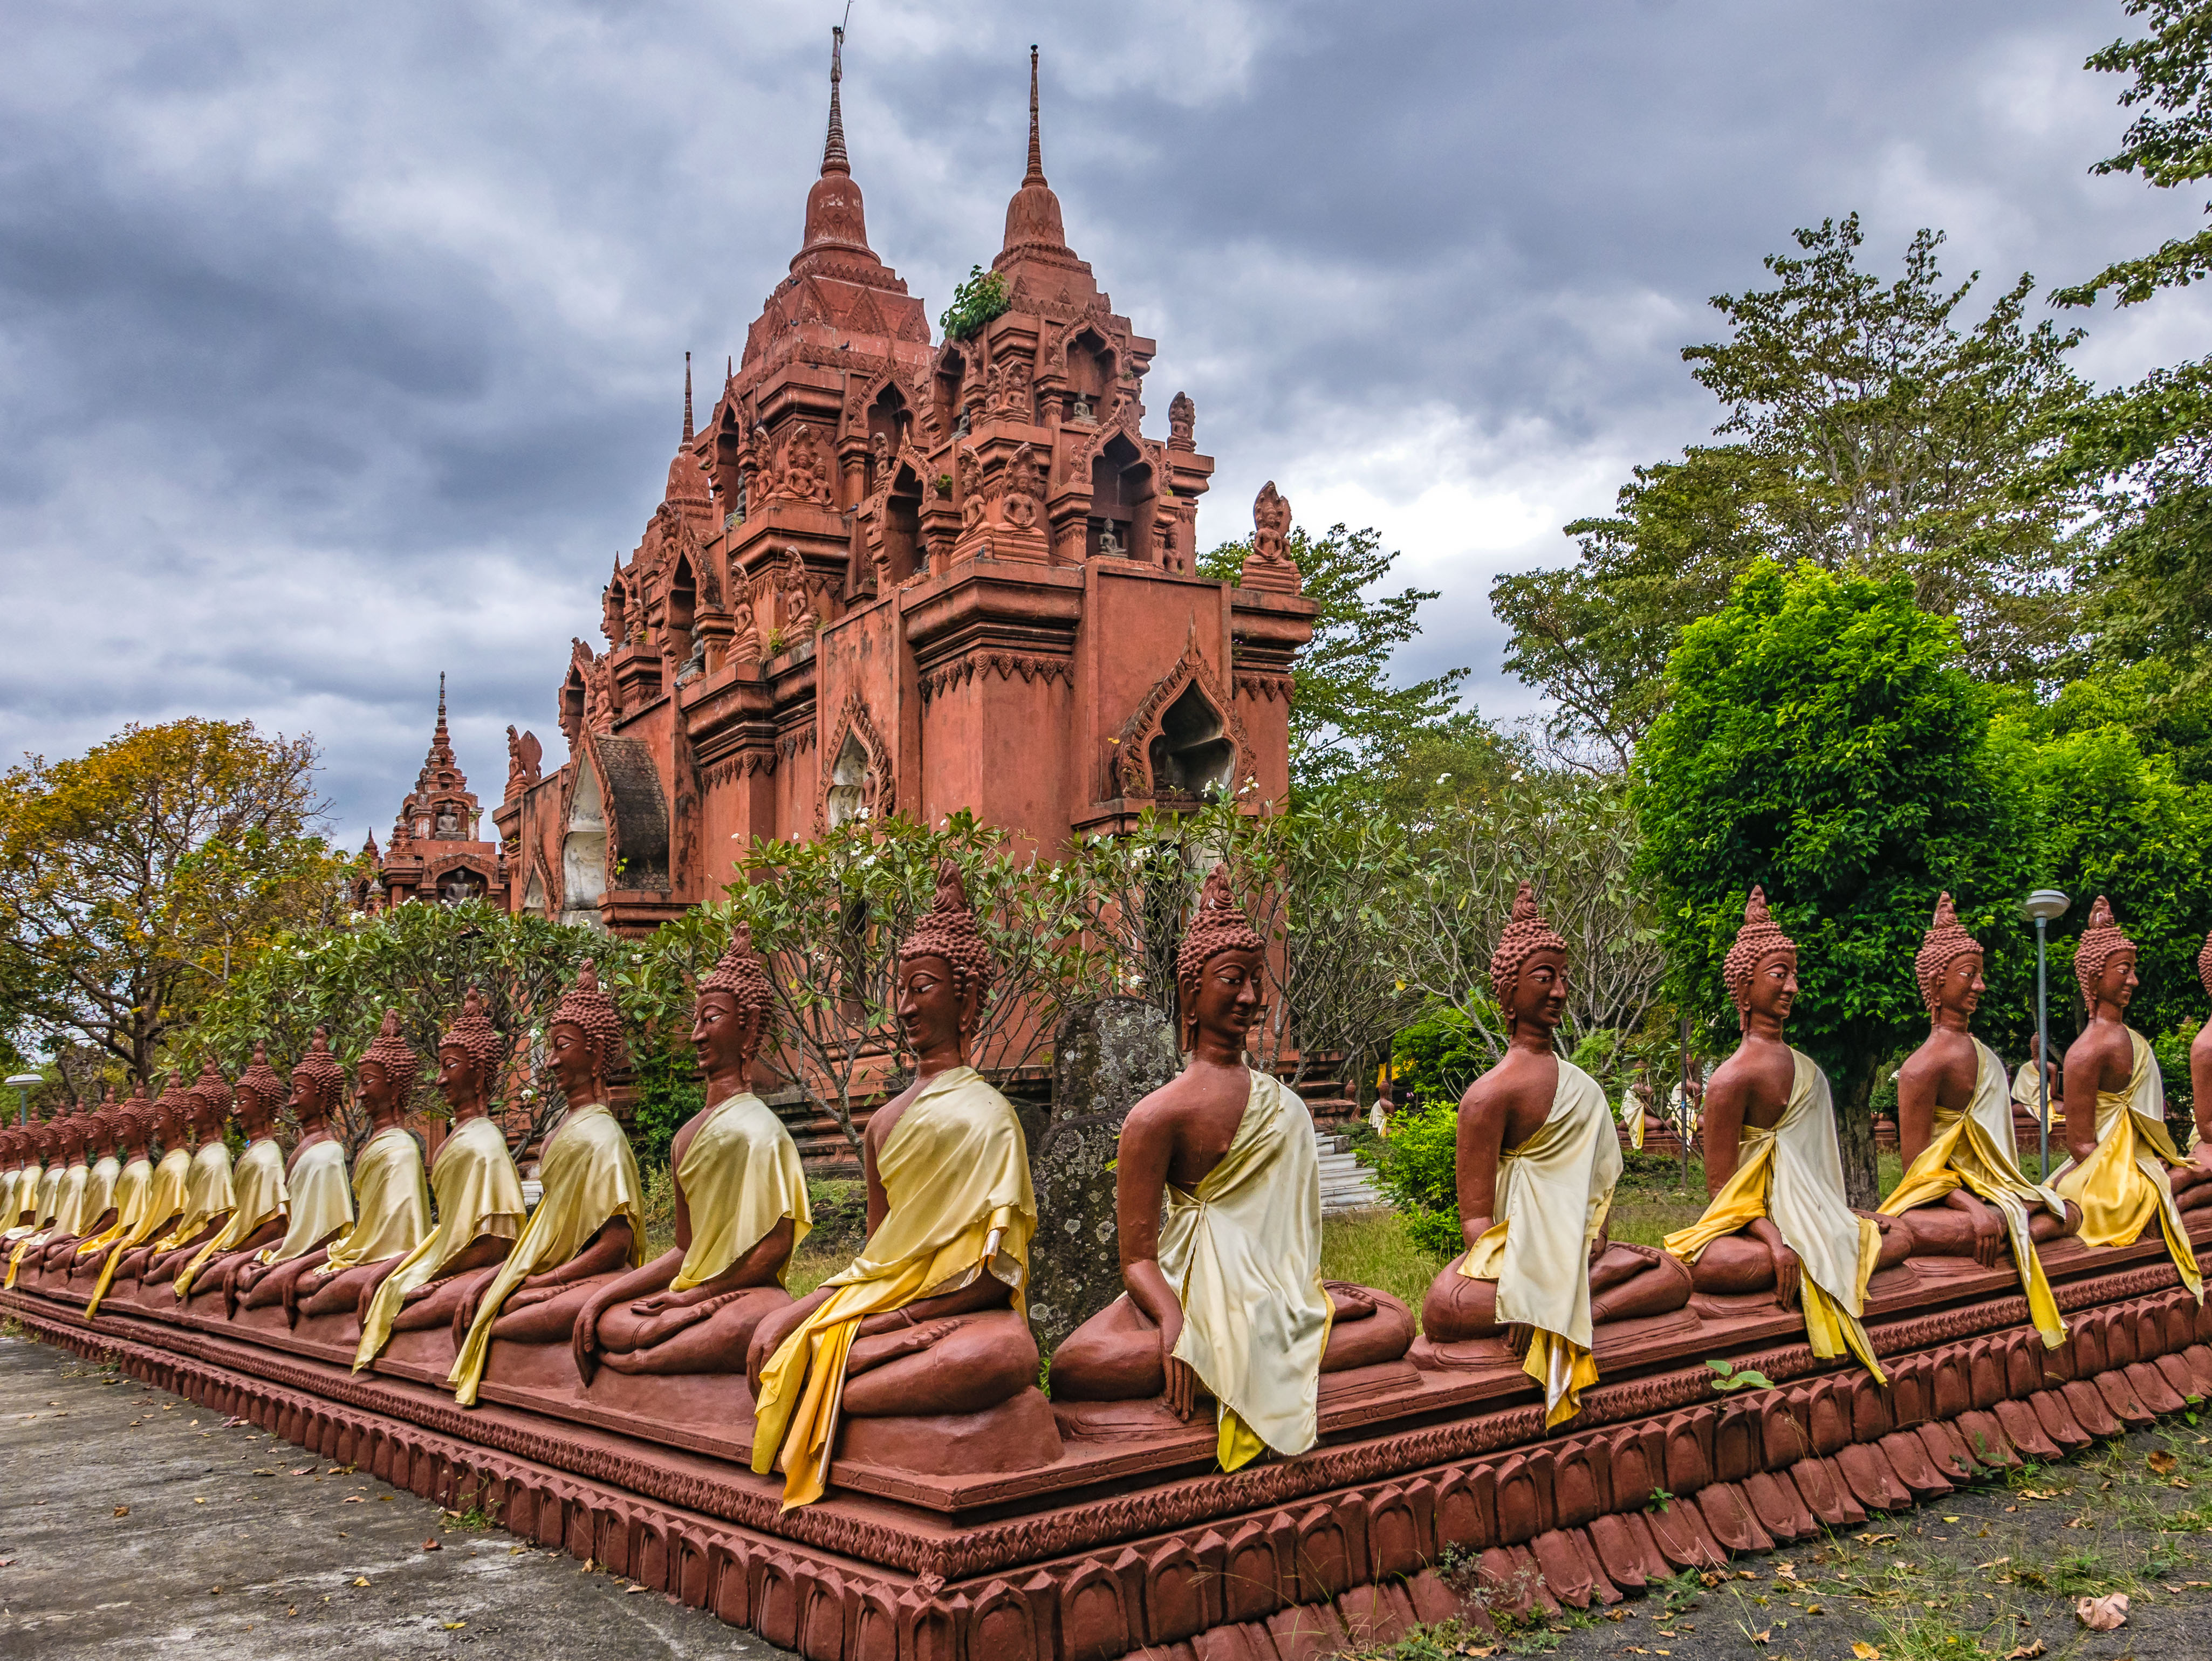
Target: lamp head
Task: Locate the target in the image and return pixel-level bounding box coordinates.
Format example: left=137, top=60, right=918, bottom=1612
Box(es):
left=2020, top=889, right=2071, bottom=925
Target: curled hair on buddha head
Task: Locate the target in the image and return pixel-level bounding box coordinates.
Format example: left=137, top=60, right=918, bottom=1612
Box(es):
left=439, top=989, right=506, bottom=1094
left=698, top=926, right=777, bottom=1051
left=899, top=862, right=997, bottom=1028
left=2073, top=895, right=2137, bottom=1012
left=291, top=1026, right=347, bottom=1115
left=359, top=1009, right=422, bottom=1101
left=189, top=1056, right=232, bottom=1123
left=1175, top=865, right=1268, bottom=1046
left=1487, top=880, right=1569, bottom=1013
left=1914, top=893, right=1983, bottom=1015
left=551, top=960, right=626, bottom=1076
left=1722, top=885, right=1798, bottom=1013
left=2197, top=928, right=2212, bottom=1001
left=234, top=1040, right=286, bottom=1122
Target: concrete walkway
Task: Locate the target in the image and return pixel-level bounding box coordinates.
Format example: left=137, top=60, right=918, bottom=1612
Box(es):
left=0, top=1331, right=791, bottom=1658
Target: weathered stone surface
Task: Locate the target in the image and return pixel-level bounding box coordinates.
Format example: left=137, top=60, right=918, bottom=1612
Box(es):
left=1023, top=996, right=1179, bottom=1354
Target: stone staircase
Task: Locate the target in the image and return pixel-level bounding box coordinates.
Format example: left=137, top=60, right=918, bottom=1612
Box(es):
left=1317, top=1132, right=1385, bottom=1216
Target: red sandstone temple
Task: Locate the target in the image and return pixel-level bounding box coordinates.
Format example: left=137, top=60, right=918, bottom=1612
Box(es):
left=372, top=45, right=1312, bottom=931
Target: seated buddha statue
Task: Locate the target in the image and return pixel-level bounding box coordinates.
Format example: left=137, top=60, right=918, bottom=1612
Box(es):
left=0, top=1128, right=28, bottom=1234
left=2053, top=897, right=2212, bottom=1296
left=749, top=864, right=1048, bottom=1508
left=273, top=1018, right=428, bottom=1326
left=174, top=1045, right=295, bottom=1300
left=6, top=1113, right=88, bottom=1286
left=226, top=1031, right=361, bottom=1318
left=136, top=1062, right=240, bottom=1289
left=573, top=928, right=810, bottom=1383
left=1049, top=866, right=1416, bottom=1472
left=1663, top=888, right=1914, bottom=1380
left=1415, top=883, right=1692, bottom=1426
left=1877, top=895, right=2079, bottom=1347
left=347, top=995, right=518, bottom=1362
left=448, top=961, right=645, bottom=1406
left=2195, top=930, right=2212, bottom=1163
left=36, top=1095, right=126, bottom=1274
left=4, top=1122, right=60, bottom=1245
left=85, top=1078, right=197, bottom=1315
left=66, top=1091, right=156, bottom=1280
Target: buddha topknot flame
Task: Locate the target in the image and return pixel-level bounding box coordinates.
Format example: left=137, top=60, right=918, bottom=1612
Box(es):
left=1913, top=893, right=1982, bottom=1015
left=360, top=1009, right=422, bottom=1100
left=898, top=862, right=998, bottom=1019
left=1721, top=885, right=1798, bottom=1012
left=551, top=960, right=627, bottom=1074
left=1487, top=880, right=1567, bottom=1011
left=2073, top=895, right=2136, bottom=1011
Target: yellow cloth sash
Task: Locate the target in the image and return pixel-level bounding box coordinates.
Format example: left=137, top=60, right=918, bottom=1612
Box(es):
left=0, top=1167, right=21, bottom=1230
left=1619, top=1089, right=1646, bottom=1151
left=1460, top=1059, right=1621, bottom=1427
left=1666, top=1047, right=1885, bottom=1381
left=256, top=1137, right=353, bottom=1266
left=81, top=1155, right=121, bottom=1236
left=5, top=1162, right=89, bottom=1285
left=150, top=1141, right=236, bottom=1255
left=1154, top=1068, right=1334, bottom=1471
left=1879, top=1040, right=2069, bottom=1347
left=670, top=1092, right=812, bottom=1292
left=83, top=1148, right=193, bottom=1315
left=75, top=1157, right=154, bottom=1259
left=354, top=1116, right=521, bottom=1371
left=4, top=1163, right=60, bottom=1242
left=449, top=1105, right=643, bottom=1405
left=2053, top=1028, right=2203, bottom=1301
left=175, top=1138, right=286, bottom=1296
left=751, top=1066, right=1034, bottom=1509
left=319, top=1126, right=430, bottom=1275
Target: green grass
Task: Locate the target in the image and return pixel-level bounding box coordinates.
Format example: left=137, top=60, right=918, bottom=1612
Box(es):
left=1321, top=1210, right=1451, bottom=1319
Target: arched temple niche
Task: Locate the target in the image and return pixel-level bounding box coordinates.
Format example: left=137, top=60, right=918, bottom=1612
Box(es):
left=561, top=755, right=609, bottom=932
left=1087, top=433, right=1152, bottom=560
left=1064, top=328, right=1113, bottom=423
left=1110, top=639, right=1254, bottom=805
left=935, top=348, right=969, bottom=437
left=817, top=693, right=892, bottom=832
left=522, top=860, right=551, bottom=919
left=666, top=551, right=697, bottom=671
left=864, top=384, right=909, bottom=491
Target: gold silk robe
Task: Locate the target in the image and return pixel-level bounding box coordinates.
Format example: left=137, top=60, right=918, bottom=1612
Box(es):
left=255, top=1137, right=353, bottom=1267
left=1159, top=1069, right=1334, bottom=1471
left=1460, top=1060, right=1622, bottom=1428
left=175, top=1137, right=286, bottom=1297
left=1666, top=1047, right=1885, bottom=1381
left=0, top=1166, right=22, bottom=1231
left=1879, top=1040, right=2070, bottom=1347
left=5, top=1162, right=88, bottom=1285
left=1618, top=1088, right=1646, bottom=1151
left=151, top=1141, right=237, bottom=1256
left=318, top=1126, right=430, bottom=1275
left=449, top=1105, right=643, bottom=1406
left=2053, top=1028, right=2203, bottom=1301
left=752, top=1066, right=1034, bottom=1509
left=83, top=1147, right=194, bottom=1315
left=81, top=1156, right=121, bottom=1237
left=75, top=1156, right=154, bottom=1261
left=4, top=1163, right=59, bottom=1243
left=669, top=1092, right=812, bottom=1292
left=354, top=1116, right=520, bottom=1371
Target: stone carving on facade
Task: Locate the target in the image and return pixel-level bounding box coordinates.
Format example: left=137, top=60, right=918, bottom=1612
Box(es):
left=814, top=691, right=894, bottom=832
left=1002, top=442, right=1042, bottom=531
left=957, top=444, right=986, bottom=531
left=504, top=726, right=543, bottom=800
left=1108, top=635, right=1255, bottom=801
left=1250, top=481, right=1291, bottom=564
left=779, top=546, right=818, bottom=636
left=601, top=566, right=628, bottom=648
left=779, top=422, right=833, bottom=505
left=570, top=637, right=617, bottom=738
left=1168, top=389, right=1195, bottom=450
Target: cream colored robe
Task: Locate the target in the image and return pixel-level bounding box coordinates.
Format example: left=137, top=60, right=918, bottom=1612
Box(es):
left=669, top=1092, right=812, bottom=1291
left=83, top=1147, right=194, bottom=1316
left=151, top=1141, right=236, bottom=1255
left=76, top=1156, right=154, bottom=1260
left=255, top=1137, right=353, bottom=1267
left=1460, top=1059, right=1621, bottom=1427
left=81, top=1155, right=121, bottom=1236
left=354, top=1116, right=521, bottom=1371
left=5, top=1162, right=87, bottom=1285
left=175, top=1138, right=286, bottom=1296
left=2053, top=1028, right=2203, bottom=1301
left=318, top=1125, right=431, bottom=1275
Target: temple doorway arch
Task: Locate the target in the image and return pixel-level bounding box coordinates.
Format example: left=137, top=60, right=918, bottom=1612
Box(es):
left=561, top=757, right=608, bottom=932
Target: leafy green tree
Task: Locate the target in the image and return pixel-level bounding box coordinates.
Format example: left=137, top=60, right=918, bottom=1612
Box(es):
left=1634, top=563, right=2031, bottom=1204
left=1202, top=523, right=1467, bottom=793
left=0, top=720, right=356, bottom=1083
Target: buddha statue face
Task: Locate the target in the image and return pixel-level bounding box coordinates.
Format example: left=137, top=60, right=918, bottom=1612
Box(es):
left=58, top=1119, right=84, bottom=1159
left=1503, top=946, right=1568, bottom=1038
left=1747, top=949, right=1798, bottom=1026
left=895, top=954, right=973, bottom=1067
left=2092, top=948, right=2138, bottom=1014
left=1187, top=945, right=1267, bottom=1053
left=357, top=1059, right=396, bottom=1119
left=436, top=1043, right=484, bottom=1115
left=1932, top=950, right=1984, bottom=1025
left=691, top=989, right=765, bottom=1077
left=547, top=1020, right=601, bottom=1102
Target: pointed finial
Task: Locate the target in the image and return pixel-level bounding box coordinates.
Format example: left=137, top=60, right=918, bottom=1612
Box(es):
left=1026, top=44, right=1045, bottom=185
left=821, top=26, right=850, bottom=177
left=1931, top=891, right=1956, bottom=929
left=682, top=351, right=694, bottom=444
left=1510, top=878, right=1538, bottom=925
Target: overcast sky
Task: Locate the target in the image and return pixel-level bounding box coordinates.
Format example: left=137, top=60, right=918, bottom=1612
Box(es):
left=4, top=0, right=2207, bottom=847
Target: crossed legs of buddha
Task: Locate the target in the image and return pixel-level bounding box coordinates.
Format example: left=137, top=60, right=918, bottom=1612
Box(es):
left=1417, top=1242, right=1692, bottom=1347
left=1049, top=1282, right=1416, bottom=1402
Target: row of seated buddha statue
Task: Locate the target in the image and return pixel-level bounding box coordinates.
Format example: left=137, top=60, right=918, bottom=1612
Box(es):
left=8, top=869, right=2212, bottom=1514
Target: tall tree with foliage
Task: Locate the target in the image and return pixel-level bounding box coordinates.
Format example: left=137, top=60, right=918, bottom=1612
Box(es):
left=1202, top=523, right=1465, bottom=793
left=0, top=720, right=354, bottom=1082
left=1634, top=563, right=2031, bottom=1204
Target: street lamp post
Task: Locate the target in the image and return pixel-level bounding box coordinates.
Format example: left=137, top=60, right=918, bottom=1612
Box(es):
left=2020, top=890, right=2071, bottom=1180
left=5, top=1073, right=41, bottom=1127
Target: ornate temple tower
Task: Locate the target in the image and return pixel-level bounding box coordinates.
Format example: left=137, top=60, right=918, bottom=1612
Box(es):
left=364, top=675, right=509, bottom=910
left=494, top=37, right=1313, bottom=935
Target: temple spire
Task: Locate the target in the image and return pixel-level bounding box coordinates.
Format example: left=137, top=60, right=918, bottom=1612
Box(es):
left=822, top=26, right=849, bottom=178
left=682, top=352, right=693, bottom=443
left=1025, top=44, right=1045, bottom=185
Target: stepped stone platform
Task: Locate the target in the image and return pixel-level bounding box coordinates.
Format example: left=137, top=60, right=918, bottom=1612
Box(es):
left=9, top=1223, right=2210, bottom=1661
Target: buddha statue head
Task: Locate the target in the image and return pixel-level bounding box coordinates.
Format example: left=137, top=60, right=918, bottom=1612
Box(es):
left=1722, top=885, right=1798, bottom=1031
left=547, top=960, right=625, bottom=1106
left=2074, top=896, right=2138, bottom=1016
left=148, top=1074, right=186, bottom=1148
left=694, top=926, right=776, bottom=1080
left=55, top=1111, right=85, bottom=1161
left=1175, top=864, right=1268, bottom=1056
left=188, top=1059, right=232, bottom=1138
left=357, top=1010, right=421, bottom=1125
left=234, top=1041, right=287, bottom=1136
left=2196, top=926, right=2211, bottom=1003
left=1488, top=880, right=1569, bottom=1039
left=290, top=1027, right=347, bottom=1128
left=436, top=989, right=506, bottom=1121
left=118, top=1089, right=153, bottom=1157
left=1914, top=893, right=1984, bottom=1026
left=895, top=862, right=997, bottom=1068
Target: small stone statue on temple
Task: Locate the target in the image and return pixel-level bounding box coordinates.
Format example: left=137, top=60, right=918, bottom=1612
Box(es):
left=749, top=863, right=1048, bottom=1508
left=349, top=994, right=517, bottom=1365
left=2053, top=897, right=2212, bottom=1297
left=573, top=927, right=810, bottom=1382
left=227, top=1031, right=361, bottom=1318
left=1414, top=883, right=1690, bottom=1425
left=1875, top=895, right=2078, bottom=1347
left=175, top=1044, right=295, bottom=1299
left=1050, top=866, right=1415, bottom=1470
left=449, top=961, right=646, bottom=1406
left=1664, top=887, right=1913, bottom=1379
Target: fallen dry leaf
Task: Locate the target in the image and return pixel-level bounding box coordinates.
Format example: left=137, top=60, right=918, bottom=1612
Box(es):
left=2076, top=1592, right=2128, bottom=1631
left=2151, top=1450, right=2179, bottom=1474
left=1853, top=1644, right=1884, bottom=1660
left=1977, top=1556, right=2011, bottom=1570
left=1747, top=1630, right=1771, bottom=1645
left=2002, top=1643, right=2046, bottom=1660
left=421, top=1539, right=441, bottom=1553
left=351, top=1577, right=370, bottom=1588
left=626, top=1584, right=647, bottom=1594
left=443, top=1622, right=465, bottom=1630
left=112, top=1505, right=127, bottom=1518
left=1858, top=1530, right=1899, bottom=1543
left=341, top=1495, right=365, bottom=1504
left=290, top=1468, right=313, bottom=1476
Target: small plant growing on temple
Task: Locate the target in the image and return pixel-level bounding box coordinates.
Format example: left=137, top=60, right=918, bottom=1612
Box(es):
left=939, top=265, right=1010, bottom=341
